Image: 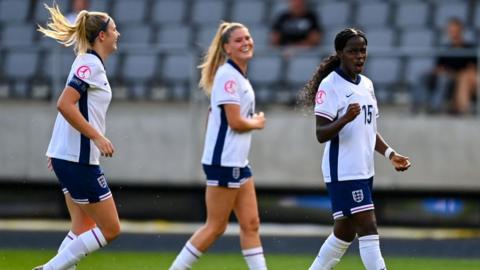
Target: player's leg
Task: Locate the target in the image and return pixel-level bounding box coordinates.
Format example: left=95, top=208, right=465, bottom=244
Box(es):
left=40, top=197, right=120, bottom=270
left=169, top=186, right=239, bottom=270
left=352, top=209, right=386, bottom=270
left=309, top=218, right=354, bottom=270
left=233, top=177, right=267, bottom=270
left=454, top=66, right=476, bottom=114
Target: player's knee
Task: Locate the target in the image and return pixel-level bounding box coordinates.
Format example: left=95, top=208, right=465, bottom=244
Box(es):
left=101, top=222, right=121, bottom=242
left=206, top=222, right=228, bottom=238
left=239, top=216, right=260, bottom=234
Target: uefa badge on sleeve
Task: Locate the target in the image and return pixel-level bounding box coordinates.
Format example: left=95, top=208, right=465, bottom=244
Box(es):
left=352, top=189, right=364, bottom=203
left=97, top=175, right=107, bottom=188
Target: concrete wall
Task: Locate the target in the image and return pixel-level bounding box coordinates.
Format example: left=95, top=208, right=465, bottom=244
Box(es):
left=1, top=100, right=479, bottom=191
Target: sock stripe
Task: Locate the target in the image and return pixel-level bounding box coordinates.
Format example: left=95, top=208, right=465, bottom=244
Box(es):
left=243, top=251, right=264, bottom=257
left=91, top=229, right=104, bottom=248
left=185, top=245, right=200, bottom=259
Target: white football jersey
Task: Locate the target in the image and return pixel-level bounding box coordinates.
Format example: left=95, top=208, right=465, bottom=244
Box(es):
left=314, top=68, right=379, bottom=182
left=46, top=50, right=112, bottom=165
left=201, top=60, right=255, bottom=167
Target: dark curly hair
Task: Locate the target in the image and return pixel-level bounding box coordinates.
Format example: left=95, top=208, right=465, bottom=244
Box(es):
left=297, top=28, right=368, bottom=109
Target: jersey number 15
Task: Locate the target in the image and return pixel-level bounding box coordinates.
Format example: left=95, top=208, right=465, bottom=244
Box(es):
left=362, top=105, right=373, bottom=124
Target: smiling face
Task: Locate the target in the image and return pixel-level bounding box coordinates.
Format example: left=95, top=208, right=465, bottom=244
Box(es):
left=337, top=36, right=367, bottom=78
left=99, top=18, right=120, bottom=53
left=223, top=27, right=254, bottom=66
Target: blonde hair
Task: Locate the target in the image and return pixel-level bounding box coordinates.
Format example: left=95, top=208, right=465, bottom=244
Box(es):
left=37, top=4, right=109, bottom=55
left=198, top=22, right=246, bottom=96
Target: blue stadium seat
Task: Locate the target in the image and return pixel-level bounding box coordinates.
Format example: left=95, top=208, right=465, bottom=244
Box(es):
left=4, top=50, right=39, bottom=97
left=355, top=1, right=390, bottom=28
left=1, top=23, right=35, bottom=48
left=394, top=1, right=429, bottom=29
left=191, top=0, right=226, bottom=25
left=316, top=2, right=351, bottom=28
left=152, top=0, right=186, bottom=25
left=0, top=0, right=30, bottom=23
left=112, top=0, right=147, bottom=24
left=231, top=1, right=266, bottom=25
left=156, top=24, right=191, bottom=49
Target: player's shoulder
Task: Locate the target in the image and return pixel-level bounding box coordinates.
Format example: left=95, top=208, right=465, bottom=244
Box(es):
left=319, top=71, right=337, bottom=90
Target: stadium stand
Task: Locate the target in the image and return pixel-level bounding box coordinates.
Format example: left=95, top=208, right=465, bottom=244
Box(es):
left=0, top=0, right=478, bottom=105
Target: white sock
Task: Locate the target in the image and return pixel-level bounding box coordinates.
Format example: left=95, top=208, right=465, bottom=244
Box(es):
left=359, top=235, right=387, bottom=270
left=169, top=241, right=202, bottom=270
left=242, top=246, right=267, bottom=270
left=58, top=231, right=78, bottom=270
left=58, top=231, right=77, bottom=252
left=43, top=227, right=107, bottom=270
left=309, top=233, right=351, bottom=270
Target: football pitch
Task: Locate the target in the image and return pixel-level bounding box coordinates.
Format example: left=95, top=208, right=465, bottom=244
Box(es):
left=2, top=249, right=480, bottom=270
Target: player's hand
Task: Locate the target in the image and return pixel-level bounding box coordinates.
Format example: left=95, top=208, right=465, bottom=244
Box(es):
left=253, top=111, right=266, bottom=130
left=390, top=153, right=411, bottom=171
left=342, top=103, right=361, bottom=123
left=93, top=135, right=115, bottom=157
left=47, top=157, right=53, bottom=171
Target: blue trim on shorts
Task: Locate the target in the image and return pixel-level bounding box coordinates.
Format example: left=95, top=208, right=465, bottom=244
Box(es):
left=212, top=105, right=228, bottom=166
left=202, top=164, right=252, bottom=188
left=51, top=158, right=111, bottom=204
left=326, top=177, right=374, bottom=219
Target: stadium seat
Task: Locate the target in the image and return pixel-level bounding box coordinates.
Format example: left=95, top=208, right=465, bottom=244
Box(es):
left=121, top=52, right=159, bottom=98
left=112, top=0, right=147, bottom=24
left=0, top=0, right=30, bottom=23
left=399, top=29, right=435, bottom=48
left=191, top=0, right=226, bottom=25
left=355, top=1, right=390, bottom=28
left=231, top=1, right=266, bottom=25
left=316, top=2, right=351, bottom=28
left=285, top=54, right=320, bottom=89
left=248, top=25, right=270, bottom=49
left=404, top=57, right=435, bottom=86
left=1, top=23, right=36, bottom=48
left=394, top=1, right=429, bottom=29
left=90, top=0, right=110, bottom=12
left=249, top=53, right=283, bottom=103
left=364, top=27, right=395, bottom=49
left=194, top=24, right=218, bottom=49
left=117, top=24, right=153, bottom=45
left=156, top=24, right=192, bottom=49
left=151, top=0, right=186, bottom=25
left=161, top=52, right=196, bottom=100
left=365, top=57, right=402, bottom=86
left=44, top=49, right=76, bottom=80
left=4, top=50, right=39, bottom=97
left=433, top=1, right=468, bottom=29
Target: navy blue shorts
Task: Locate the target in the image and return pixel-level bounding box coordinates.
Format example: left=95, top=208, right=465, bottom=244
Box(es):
left=202, top=164, right=252, bottom=188
left=326, top=177, right=374, bottom=220
left=51, top=158, right=112, bottom=204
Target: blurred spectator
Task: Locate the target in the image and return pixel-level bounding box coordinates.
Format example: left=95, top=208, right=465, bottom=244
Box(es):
left=412, top=18, right=477, bottom=115
left=270, top=0, right=322, bottom=48
left=66, top=0, right=90, bottom=24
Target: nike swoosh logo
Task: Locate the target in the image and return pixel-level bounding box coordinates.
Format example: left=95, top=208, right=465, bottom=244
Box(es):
left=346, top=93, right=354, bottom=98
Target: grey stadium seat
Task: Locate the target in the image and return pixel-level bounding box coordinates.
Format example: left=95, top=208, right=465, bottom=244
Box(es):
left=4, top=50, right=39, bottom=97
left=112, top=0, right=147, bottom=24
left=317, top=2, right=351, bottom=28
left=355, top=2, right=390, bottom=28
left=248, top=25, right=269, bottom=49
left=90, top=0, right=110, bottom=12
left=1, top=23, right=35, bottom=48
left=394, top=1, right=429, bottom=29
left=121, top=52, right=159, bottom=99
left=191, top=0, right=226, bottom=25
left=161, top=53, right=196, bottom=100
left=152, top=0, right=186, bottom=25
left=286, top=55, right=320, bottom=88
left=365, top=28, right=395, bottom=49
left=433, top=1, right=468, bottom=28
left=0, top=0, right=30, bottom=23
left=44, top=49, right=76, bottom=81
left=404, top=57, right=435, bottom=85
left=231, top=1, right=266, bottom=25
left=399, top=29, right=434, bottom=48
left=156, top=24, right=191, bottom=49
left=194, top=24, right=217, bottom=49
left=249, top=55, right=283, bottom=86
left=33, top=0, right=70, bottom=23
left=118, top=24, right=153, bottom=45
left=365, top=57, right=402, bottom=85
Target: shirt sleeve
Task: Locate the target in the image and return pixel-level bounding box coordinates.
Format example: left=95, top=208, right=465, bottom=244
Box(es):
left=314, top=80, right=340, bottom=121
left=212, top=72, right=240, bottom=106
left=67, top=74, right=89, bottom=95
left=70, top=59, right=103, bottom=90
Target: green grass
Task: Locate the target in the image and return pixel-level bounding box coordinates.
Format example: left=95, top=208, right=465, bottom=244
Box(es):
left=1, top=249, right=480, bottom=270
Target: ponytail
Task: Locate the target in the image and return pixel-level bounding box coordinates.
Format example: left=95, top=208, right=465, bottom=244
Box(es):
left=198, top=21, right=246, bottom=96
left=37, top=4, right=109, bottom=55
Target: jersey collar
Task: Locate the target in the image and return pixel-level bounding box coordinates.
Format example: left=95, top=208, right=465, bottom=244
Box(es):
left=87, top=49, right=105, bottom=67
left=227, top=59, right=247, bottom=78
left=334, top=67, right=361, bottom=85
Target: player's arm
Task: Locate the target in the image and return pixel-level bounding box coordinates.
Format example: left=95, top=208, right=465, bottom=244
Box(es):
left=375, top=132, right=411, bottom=171
left=223, top=104, right=265, bottom=133
left=57, top=87, right=115, bottom=157
left=316, top=103, right=361, bottom=143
